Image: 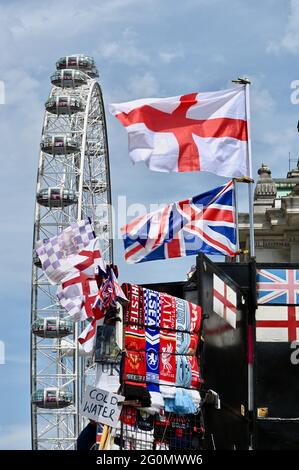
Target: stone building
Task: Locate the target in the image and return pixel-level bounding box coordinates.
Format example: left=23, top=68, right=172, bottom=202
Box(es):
left=239, top=162, right=299, bottom=262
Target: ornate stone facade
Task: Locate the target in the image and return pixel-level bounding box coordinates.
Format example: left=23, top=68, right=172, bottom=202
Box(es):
left=239, top=162, right=299, bottom=262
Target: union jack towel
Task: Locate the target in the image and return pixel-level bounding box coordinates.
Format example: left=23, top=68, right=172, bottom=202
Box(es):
left=256, top=269, right=299, bottom=305
left=121, top=180, right=237, bottom=263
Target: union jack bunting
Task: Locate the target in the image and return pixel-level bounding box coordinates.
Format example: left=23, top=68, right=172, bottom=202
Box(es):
left=121, top=180, right=237, bottom=263
left=94, top=266, right=127, bottom=310
left=256, top=269, right=299, bottom=305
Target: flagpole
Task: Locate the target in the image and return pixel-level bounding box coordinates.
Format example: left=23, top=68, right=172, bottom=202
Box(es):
left=232, top=78, right=255, bottom=258
left=233, top=179, right=240, bottom=262
left=245, top=81, right=255, bottom=258
left=232, top=78, right=255, bottom=425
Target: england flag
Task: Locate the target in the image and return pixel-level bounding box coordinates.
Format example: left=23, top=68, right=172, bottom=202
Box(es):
left=110, top=87, right=249, bottom=177
left=256, top=305, right=299, bottom=342
left=57, top=272, right=99, bottom=322
left=213, top=273, right=237, bottom=329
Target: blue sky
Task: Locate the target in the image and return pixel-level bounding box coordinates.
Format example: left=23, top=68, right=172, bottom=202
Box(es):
left=0, top=0, right=298, bottom=449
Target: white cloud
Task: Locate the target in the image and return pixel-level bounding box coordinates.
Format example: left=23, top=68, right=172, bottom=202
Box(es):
left=0, top=424, right=31, bottom=450
left=262, top=127, right=296, bottom=159
left=8, top=0, right=150, bottom=39
left=267, top=0, right=299, bottom=53
left=159, top=46, right=184, bottom=63
left=237, top=77, right=296, bottom=180
left=251, top=83, right=276, bottom=115
left=96, top=28, right=150, bottom=65
left=127, top=71, right=160, bottom=97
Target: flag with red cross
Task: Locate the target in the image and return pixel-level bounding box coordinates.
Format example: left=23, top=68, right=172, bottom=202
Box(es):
left=109, top=87, right=249, bottom=178
left=213, top=273, right=237, bottom=329
left=256, top=306, right=299, bottom=342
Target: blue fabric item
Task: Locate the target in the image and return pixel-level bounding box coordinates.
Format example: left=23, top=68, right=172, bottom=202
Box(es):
left=144, top=288, right=161, bottom=386
left=176, top=356, right=192, bottom=387
left=176, top=297, right=191, bottom=332
left=164, top=389, right=197, bottom=415
left=176, top=389, right=197, bottom=414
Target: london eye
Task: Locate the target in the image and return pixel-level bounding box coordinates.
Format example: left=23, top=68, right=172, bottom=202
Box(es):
left=31, top=54, right=113, bottom=449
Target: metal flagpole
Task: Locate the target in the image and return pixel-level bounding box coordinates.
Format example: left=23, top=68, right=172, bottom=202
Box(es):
left=232, top=78, right=255, bottom=421
left=232, top=77, right=255, bottom=258
left=233, top=179, right=240, bottom=262
left=244, top=79, right=255, bottom=419
left=245, top=81, right=255, bottom=258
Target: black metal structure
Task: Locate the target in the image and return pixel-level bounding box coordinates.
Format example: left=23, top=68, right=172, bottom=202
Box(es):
left=143, top=257, right=299, bottom=450
left=253, top=262, right=299, bottom=449
left=196, top=254, right=251, bottom=450
left=206, top=259, right=299, bottom=449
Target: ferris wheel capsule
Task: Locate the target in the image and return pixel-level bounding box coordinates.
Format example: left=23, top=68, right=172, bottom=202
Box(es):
left=56, top=54, right=99, bottom=78
left=51, top=69, right=88, bottom=88
left=32, top=388, right=73, bottom=409
left=40, top=135, right=80, bottom=154
left=36, top=187, right=78, bottom=207
left=45, top=96, right=83, bottom=115
left=32, top=317, right=74, bottom=338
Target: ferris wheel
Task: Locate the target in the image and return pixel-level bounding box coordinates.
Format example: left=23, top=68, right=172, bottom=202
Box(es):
left=30, top=55, right=113, bottom=449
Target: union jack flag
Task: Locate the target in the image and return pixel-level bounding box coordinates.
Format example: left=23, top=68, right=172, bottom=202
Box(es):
left=95, top=266, right=128, bottom=310
left=121, top=180, right=237, bottom=263
left=256, top=269, right=299, bottom=305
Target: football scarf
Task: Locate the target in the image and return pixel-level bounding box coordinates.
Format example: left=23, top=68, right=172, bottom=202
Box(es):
left=122, top=284, right=202, bottom=404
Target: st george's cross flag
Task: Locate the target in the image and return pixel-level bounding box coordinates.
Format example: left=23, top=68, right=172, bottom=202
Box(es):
left=78, top=300, right=106, bottom=353
left=78, top=318, right=103, bottom=353
left=121, top=180, right=237, bottom=263
left=256, top=306, right=299, bottom=342
left=213, top=273, right=237, bottom=328
left=57, top=271, right=100, bottom=322
left=109, top=87, right=249, bottom=177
